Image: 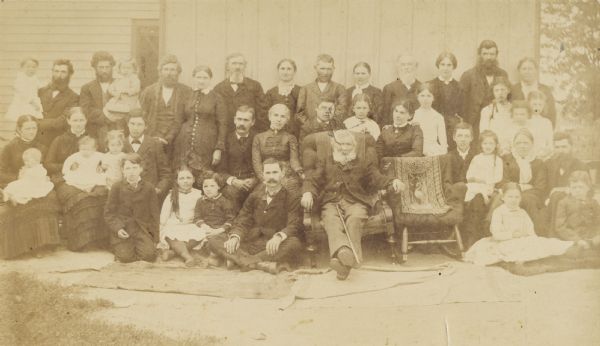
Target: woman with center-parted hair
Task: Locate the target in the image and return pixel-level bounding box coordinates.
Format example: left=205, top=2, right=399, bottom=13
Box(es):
left=264, top=59, right=302, bottom=137
left=46, top=107, right=110, bottom=251
left=171, top=65, right=228, bottom=183
left=0, top=115, right=61, bottom=259
left=252, top=103, right=304, bottom=197
left=346, top=62, right=384, bottom=125
left=375, top=99, right=424, bottom=162
left=428, top=52, right=464, bottom=151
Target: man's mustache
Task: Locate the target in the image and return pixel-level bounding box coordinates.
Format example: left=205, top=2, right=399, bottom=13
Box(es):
left=266, top=179, right=277, bottom=184
left=236, top=125, right=248, bottom=130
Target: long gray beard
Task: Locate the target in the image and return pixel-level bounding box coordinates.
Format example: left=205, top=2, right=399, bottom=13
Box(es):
left=332, top=150, right=357, bottom=165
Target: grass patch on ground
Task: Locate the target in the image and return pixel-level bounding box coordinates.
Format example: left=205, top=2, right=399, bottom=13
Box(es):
left=0, top=272, right=224, bottom=345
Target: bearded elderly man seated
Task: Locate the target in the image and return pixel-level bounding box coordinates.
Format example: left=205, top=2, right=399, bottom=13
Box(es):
left=301, top=129, right=405, bottom=280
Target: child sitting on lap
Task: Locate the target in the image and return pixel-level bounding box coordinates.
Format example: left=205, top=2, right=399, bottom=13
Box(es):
left=3, top=148, right=54, bottom=204
left=62, top=136, right=106, bottom=192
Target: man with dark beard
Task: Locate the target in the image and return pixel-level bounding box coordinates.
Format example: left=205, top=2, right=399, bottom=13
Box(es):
left=459, top=40, right=509, bottom=140
left=213, top=53, right=268, bottom=132
left=301, top=130, right=405, bottom=280
left=79, top=51, right=117, bottom=142
left=139, top=54, right=192, bottom=153
left=37, top=59, right=79, bottom=146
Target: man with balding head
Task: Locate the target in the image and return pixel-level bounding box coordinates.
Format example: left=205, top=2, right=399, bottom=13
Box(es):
left=301, top=129, right=405, bottom=280
left=381, top=54, right=422, bottom=126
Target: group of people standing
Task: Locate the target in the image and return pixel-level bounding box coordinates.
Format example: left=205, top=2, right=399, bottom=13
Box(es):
left=0, top=39, right=598, bottom=280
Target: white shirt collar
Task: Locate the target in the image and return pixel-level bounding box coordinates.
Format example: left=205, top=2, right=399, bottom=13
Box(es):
left=235, top=132, right=249, bottom=140
left=457, top=147, right=470, bottom=159
left=438, top=76, right=454, bottom=84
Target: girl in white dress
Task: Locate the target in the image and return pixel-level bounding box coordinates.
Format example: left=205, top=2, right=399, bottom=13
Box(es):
left=465, top=182, right=574, bottom=266
left=527, top=90, right=553, bottom=160
left=5, top=58, right=44, bottom=120
left=62, top=136, right=106, bottom=192
left=412, top=83, right=447, bottom=156
left=344, top=93, right=381, bottom=140
left=479, top=77, right=512, bottom=135
left=3, top=148, right=54, bottom=203
left=159, top=167, right=205, bottom=266
left=465, top=130, right=503, bottom=203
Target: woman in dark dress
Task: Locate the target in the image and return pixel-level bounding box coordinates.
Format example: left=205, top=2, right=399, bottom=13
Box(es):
left=264, top=59, right=301, bottom=137
left=486, top=128, right=548, bottom=234
left=376, top=99, right=424, bottom=161
left=0, top=115, right=60, bottom=258
left=252, top=103, right=303, bottom=196
left=429, top=52, right=464, bottom=151
left=346, top=62, right=384, bottom=124
left=46, top=107, right=108, bottom=251
left=172, top=65, right=228, bottom=184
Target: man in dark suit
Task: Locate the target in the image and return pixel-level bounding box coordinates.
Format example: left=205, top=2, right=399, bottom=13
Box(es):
left=79, top=51, right=117, bottom=141
left=298, top=98, right=344, bottom=143
left=208, top=158, right=303, bottom=274
left=381, top=54, right=422, bottom=126
left=301, top=130, right=405, bottom=280
left=123, top=110, right=171, bottom=200
left=460, top=40, right=509, bottom=139
left=37, top=59, right=79, bottom=146
left=296, top=54, right=347, bottom=124
left=447, top=122, right=476, bottom=184
left=213, top=53, right=268, bottom=132
left=217, top=105, right=258, bottom=212
left=139, top=54, right=192, bottom=152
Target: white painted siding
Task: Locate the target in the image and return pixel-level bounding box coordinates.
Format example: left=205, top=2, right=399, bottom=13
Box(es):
left=163, top=0, right=539, bottom=90
left=0, top=0, right=160, bottom=119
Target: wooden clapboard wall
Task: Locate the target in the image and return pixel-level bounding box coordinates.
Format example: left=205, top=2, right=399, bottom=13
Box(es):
left=163, top=0, right=540, bottom=89
left=0, top=0, right=159, bottom=119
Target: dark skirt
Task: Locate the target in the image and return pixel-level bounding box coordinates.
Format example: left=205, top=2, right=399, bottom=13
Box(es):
left=0, top=192, right=60, bottom=259
left=172, top=113, right=218, bottom=171
left=56, top=183, right=109, bottom=251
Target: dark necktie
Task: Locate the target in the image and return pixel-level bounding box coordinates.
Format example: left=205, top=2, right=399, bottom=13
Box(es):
left=132, top=139, right=141, bottom=145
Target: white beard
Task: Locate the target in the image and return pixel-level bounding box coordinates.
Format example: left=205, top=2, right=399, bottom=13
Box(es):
left=332, top=149, right=357, bottom=165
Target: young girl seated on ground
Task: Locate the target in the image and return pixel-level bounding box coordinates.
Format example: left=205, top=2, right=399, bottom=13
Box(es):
left=6, top=57, right=43, bottom=121
left=527, top=90, right=554, bottom=160
left=104, top=58, right=141, bottom=123
left=411, top=83, right=447, bottom=156
left=101, top=130, right=126, bottom=188
left=465, top=130, right=503, bottom=203
left=3, top=148, right=54, bottom=204
left=344, top=93, right=381, bottom=140
left=194, top=175, right=235, bottom=240
left=159, top=167, right=205, bottom=266
left=465, top=182, right=574, bottom=266
left=62, top=136, right=107, bottom=192
left=554, top=171, right=600, bottom=252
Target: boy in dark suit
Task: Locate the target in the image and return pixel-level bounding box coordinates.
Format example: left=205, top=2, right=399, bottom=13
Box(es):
left=105, top=153, right=159, bottom=263
left=123, top=110, right=172, bottom=200
left=447, top=122, right=476, bottom=184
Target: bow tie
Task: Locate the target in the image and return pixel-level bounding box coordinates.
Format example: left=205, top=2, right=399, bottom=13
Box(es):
left=131, top=139, right=141, bottom=145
